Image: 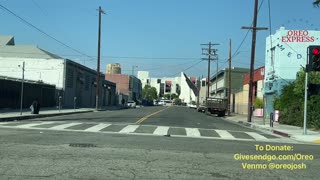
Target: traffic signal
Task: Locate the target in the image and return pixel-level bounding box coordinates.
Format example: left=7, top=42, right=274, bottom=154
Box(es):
left=308, top=83, right=320, bottom=97
left=308, top=46, right=320, bottom=72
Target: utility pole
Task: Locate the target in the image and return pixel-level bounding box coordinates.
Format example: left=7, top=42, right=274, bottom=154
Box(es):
left=242, top=0, right=267, bottom=122
left=228, top=39, right=232, bottom=116
left=196, top=77, right=200, bottom=108
left=19, top=61, right=25, bottom=115
left=201, top=42, right=219, bottom=101
left=215, top=55, right=218, bottom=96
left=96, top=6, right=105, bottom=111
left=131, top=65, right=137, bottom=100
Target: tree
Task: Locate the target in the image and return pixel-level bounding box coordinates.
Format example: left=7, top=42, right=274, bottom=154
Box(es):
left=163, top=94, right=171, bottom=100
left=163, top=93, right=179, bottom=100
left=276, top=67, right=320, bottom=129
left=174, top=98, right=182, bottom=105
left=170, top=93, right=179, bottom=99
left=314, top=0, right=320, bottom=6
left=142, top=85, right=158, bottom=101
left=254, top=98, right=263, bottom=108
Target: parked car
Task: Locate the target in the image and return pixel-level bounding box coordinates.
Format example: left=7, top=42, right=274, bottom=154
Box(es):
left=127, top=100, right=136, bottom=108
left=197, top=105, right=206, bottom=112
left=158, top=100, right=166, bottom=106
left=187, top=103, right=197, bottom=109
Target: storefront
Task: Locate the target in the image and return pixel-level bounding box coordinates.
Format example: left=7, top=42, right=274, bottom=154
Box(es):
left=264, top=27, right=320, bottom=119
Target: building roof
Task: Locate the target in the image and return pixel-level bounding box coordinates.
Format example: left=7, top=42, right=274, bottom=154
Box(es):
left=0, top=36, right=15, bottom=46
left=0, top=45, right=62, bottom=59
left=0, top=35, right=62, bottom=59
left=210, top=67, right=250, bottom=81
left=0, top=75, right=55, bottom=87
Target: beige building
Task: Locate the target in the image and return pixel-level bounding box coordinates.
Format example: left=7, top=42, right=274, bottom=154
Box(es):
left=234, top=66, right=265, bottom=115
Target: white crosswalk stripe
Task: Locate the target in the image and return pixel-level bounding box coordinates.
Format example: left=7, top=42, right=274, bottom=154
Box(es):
left=185, top=128, right=201, bottom=137
left=16, top=122, right=55, bottom=128
left=84, top=123, right=111, bottom=132
left=0, top=121, right=279, bottom=142
left=119, top=125, right=139, bottom=133
left=0, top=122, right=10, bottom=125
left=153, top=126, right=169, bottom=135
left=49, top=123, right=82, bottom=130
left=245, top=132, right=269, bottom=141
left=215, top=130, right=236, bottom=139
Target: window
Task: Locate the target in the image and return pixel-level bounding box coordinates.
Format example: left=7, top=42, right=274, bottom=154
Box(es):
left=202, top=80, right=206, bottom=87
left=66, top=68, right=74, bottom=88
left=271, top=47, right=275, bottom=67
left=85, top=75, right=90, bottom=90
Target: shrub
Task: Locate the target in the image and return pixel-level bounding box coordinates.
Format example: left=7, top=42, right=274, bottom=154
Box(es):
left=254, top=98, right=263, bottom=108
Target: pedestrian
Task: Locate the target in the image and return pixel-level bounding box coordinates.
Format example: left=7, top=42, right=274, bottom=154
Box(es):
left=30, top=102, right=35, bottom=114
left=30, top=101, right=37, bottom=114
left=35, top=101, right=40, bottom=114
left=121, top=99, right=125, bottom=107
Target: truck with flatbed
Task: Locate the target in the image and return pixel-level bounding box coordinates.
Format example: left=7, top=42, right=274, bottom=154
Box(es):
left=200, top=97, right=228, bottom=117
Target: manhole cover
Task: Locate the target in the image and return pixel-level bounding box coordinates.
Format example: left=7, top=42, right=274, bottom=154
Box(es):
left=69, top=143, right=97, bottom=148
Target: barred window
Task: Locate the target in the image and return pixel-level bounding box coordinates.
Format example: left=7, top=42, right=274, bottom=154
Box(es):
left=85, top=75, right=90, bottom=90
left=66, top=68, right=74, bottom=88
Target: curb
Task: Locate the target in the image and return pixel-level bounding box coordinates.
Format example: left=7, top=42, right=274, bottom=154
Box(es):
left=272, top=130, right=290, bottom=137
left=225, top=117, right=293, bottom=137
left=0, top=110, right=94, bottom=122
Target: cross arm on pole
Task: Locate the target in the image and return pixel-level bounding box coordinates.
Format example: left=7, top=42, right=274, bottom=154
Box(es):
left=241, top=26, right=268, bottom=30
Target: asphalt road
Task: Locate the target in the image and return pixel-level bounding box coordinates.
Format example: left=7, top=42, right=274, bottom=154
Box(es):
left=24, top=106, right=267, bottom=130
left=0, top=106, right=319, bottom=179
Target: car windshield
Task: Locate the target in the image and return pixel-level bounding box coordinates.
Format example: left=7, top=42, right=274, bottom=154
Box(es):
left=0, top=1, right=319, bottom=179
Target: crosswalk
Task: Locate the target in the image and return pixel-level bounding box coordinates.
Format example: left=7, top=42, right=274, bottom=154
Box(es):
left=0, top=121, right=280, bottom=142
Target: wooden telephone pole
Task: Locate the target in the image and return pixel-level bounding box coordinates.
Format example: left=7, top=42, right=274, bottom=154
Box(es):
left=228, top=39, right=232, bottom=116
left=96, top=6, right=105, bottom=110
left=201, top=42, right=219, bottom=101
left=242, top=0, right=267, bottom=122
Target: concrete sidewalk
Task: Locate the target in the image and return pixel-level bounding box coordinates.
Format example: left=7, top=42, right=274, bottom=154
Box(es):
left=224, top=114, right=320, bottom=144
left=0, top=106, right=124, bottom=122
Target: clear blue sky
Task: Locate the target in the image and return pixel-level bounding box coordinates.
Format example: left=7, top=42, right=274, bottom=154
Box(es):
left=0, top=0, right=319, bottom=78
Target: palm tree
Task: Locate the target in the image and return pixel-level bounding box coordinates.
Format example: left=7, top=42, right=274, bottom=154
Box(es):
left=314, top=0, right=320, bottom=6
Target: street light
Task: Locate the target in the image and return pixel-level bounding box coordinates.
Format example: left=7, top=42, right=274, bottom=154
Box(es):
left=18, top=62, right=25, bottom=115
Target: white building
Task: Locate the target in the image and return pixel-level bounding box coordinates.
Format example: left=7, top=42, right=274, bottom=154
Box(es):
left=138, top=71, right=197, bottom=103
left=0, top=36, right=116, bottom=108
left=264, top=27, right=320, bottom=116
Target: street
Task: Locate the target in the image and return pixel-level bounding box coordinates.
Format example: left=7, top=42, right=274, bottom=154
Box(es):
left=0, top=106, right=319, bottom=179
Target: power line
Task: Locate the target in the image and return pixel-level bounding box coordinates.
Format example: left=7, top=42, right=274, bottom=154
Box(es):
left=0, top=50, right=202, bottom=61
left=31, top=0, right=47, bottom=16
left=0, top=4, right=95, bottom=62
left=102, top=56, right=202, bottom=60
left=232, top=0, right=265, bottom=59
left=170, top=60, right=203, bottom=77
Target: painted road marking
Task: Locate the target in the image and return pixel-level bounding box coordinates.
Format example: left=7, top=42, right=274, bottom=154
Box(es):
left=245, top=132, right=269, bottom=141
left=215, top=130, right=236, bottom=139
left=135, top=106, right=171, bottom=124
left=16, top=122, right=55, bottom=128
left=313, top=139, right=320, bottom=143
left=185, top=128, right=201, bottom=137
left=119, top=125, right=140, bottom=133
left=84, top=123, right=111, bottom=132
left=49, top=122, right=82, bottom=130
left=153, top=126, right=170, bottom=135
left=0, top=121, right=286, bottom=143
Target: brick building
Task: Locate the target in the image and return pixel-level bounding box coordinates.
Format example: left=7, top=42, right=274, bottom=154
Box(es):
left=105, top=74, right=142, bottom=102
